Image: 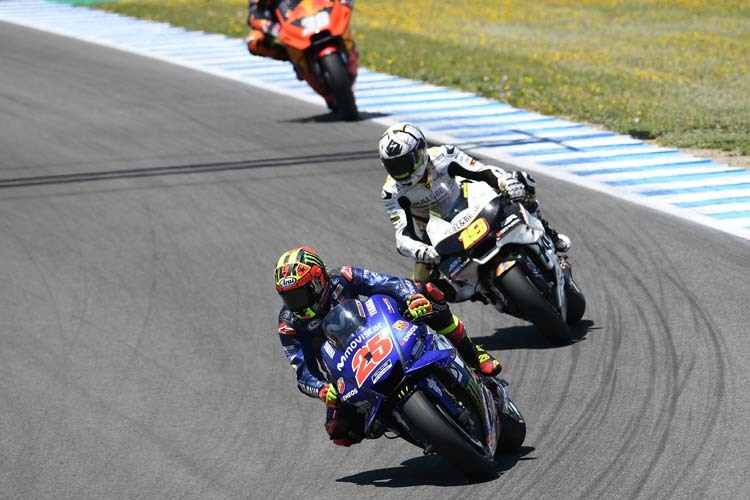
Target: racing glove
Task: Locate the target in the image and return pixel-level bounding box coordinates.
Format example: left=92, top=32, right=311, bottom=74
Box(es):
left=514, top=171, right=537, bottom=197
left=319, top=383, right=339, bottom=408
left=415, top=245, right=440, bottom=264
left=498, top=174, right=526, bottom=201
left=257, top=19, right=279, bottom=36
left=405, top=293, right=433, bottom=321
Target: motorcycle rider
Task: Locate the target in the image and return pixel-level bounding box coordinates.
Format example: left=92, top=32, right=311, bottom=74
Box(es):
left=380, top=121, right=571, bottom=285
left=273, top=246, right=502, bottom=446
left=246, top=0, right=289, bottom=61
left=246, top=0, right=358, bottom=111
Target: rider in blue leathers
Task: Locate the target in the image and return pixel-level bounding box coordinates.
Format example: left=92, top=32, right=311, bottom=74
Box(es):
left=273, top=246, right=501, bottom=446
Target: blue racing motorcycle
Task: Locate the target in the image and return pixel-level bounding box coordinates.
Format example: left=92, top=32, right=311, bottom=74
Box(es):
left=320, top=295, right=526, bottom=480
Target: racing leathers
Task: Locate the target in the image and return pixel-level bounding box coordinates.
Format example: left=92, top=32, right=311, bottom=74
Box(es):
left=275, top=265, right=500, bottom=446
left=382, top=144, right=569, bottom=284
left=246, top=0, right=290, bottom=61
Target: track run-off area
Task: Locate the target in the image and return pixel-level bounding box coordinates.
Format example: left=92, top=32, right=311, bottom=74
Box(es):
left=1, top=2, right=750, bottom=499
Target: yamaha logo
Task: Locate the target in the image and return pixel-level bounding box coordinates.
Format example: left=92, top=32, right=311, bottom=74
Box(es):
left=278, top=276, right=297, bottom=288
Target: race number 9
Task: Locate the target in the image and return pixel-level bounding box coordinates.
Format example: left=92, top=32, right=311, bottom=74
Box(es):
left=458, top=218, right=490, bottom=250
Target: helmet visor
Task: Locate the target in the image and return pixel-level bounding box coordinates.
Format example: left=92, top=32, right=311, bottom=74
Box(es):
left=382, top=146, right=425, bottom=182
left=279, top=283, right=317, bottom=313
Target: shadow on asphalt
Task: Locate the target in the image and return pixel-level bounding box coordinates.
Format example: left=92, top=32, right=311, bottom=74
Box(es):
left=472, top=319, right=597, bottom=351
left=283, top=110, right=389, bottom=123
left=336, top=446, right=536, bottom=487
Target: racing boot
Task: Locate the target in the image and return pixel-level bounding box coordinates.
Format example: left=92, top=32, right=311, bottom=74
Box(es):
left=542, top=220, right=572, bottom=253
left=523, top=195, right=571, bottom=253
left=442, top=319, right=502, bottom=377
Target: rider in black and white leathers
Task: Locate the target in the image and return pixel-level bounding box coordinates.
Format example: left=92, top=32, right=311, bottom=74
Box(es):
left=380, top=122, right=570, bottom=285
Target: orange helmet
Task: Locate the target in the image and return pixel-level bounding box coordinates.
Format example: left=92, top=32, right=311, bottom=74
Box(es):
left=274, top=246, right=329, bottom=319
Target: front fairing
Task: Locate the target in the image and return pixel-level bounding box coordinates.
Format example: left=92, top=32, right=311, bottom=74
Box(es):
left=320, top=296, right=425, bottom=408
left=428, top=183, right=566, bottom=306
left=277, top=0, right=351, bottom=51
left=428, top=183, right=513, bottom=289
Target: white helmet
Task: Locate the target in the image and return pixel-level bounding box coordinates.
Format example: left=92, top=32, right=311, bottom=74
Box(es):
left=378, top=122, right=428, bottom=186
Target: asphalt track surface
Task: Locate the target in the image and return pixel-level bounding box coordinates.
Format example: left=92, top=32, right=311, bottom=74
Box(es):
left=2, top=22, right=750, bottom=500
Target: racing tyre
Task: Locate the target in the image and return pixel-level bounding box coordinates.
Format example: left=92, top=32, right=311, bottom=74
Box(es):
left=498, top=265, right=571, bottom=345
left=565, top=278, right=586, bottom=325
left=402, top=390, right=496, bottom=481
left=320, top=53, right=358, bottom=121
left=497, top=398, right=526, bottom=453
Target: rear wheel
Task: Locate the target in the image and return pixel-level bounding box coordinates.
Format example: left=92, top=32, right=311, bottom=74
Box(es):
left=402, top=390, right=496, bottom=481
left=497, top=265, right=571, bottom=345
left=319, top=52, right=358, bottom=121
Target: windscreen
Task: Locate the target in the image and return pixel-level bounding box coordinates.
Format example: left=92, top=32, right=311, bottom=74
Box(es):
left=322, top=299, right=368, bottom=349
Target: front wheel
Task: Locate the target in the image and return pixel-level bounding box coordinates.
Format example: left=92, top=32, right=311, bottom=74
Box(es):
left=319, top=52, right=358, bottom=121
left=497, top=398, right=526, bottom=453
left=497, top=265, right=571, bottom=345
left=402, top=390, right=496, bottom=481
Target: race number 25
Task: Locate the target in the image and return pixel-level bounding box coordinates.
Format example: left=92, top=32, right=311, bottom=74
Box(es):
left=352, top=334, right=393, bottom=386
left=458, top=218, right=489, bottom=250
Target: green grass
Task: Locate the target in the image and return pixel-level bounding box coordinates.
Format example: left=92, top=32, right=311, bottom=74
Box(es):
left=67, top=0, right=750, bottom=155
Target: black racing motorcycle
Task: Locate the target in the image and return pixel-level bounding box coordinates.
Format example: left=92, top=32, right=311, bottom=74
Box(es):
left=426, top=181, right=586, bottom=344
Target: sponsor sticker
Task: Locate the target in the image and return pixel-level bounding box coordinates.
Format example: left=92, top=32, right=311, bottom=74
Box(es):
left=448, top=256, right=470, bottom=277
left=427, top=377, right=442, bottom=396
left=365, top=298, right=377, bottom=316
left=371, top=359, right=393, bottom=384
left=393, top=320, right=409, bottom=331
left=336, top=329, right=374, bottom=370
left=324, top=341, right=336, bottom=358
left=399, top=324, right=419, bottom=345
left=355, top=300, right=366, bottom=318
left=382, top=297, right=395, bottom=313
left=337, top=377, right=345, bottom=393
left=308, top=319, right=322, bottom=330
left=502, top=214, right=519, bottom=229
left=341, top=388, right=359, bottom=402
left=278, top=276, right=297, bottom=288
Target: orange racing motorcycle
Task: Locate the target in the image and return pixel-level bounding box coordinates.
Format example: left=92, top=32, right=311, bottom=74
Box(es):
left=275, top=0, right=359, bottom=120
